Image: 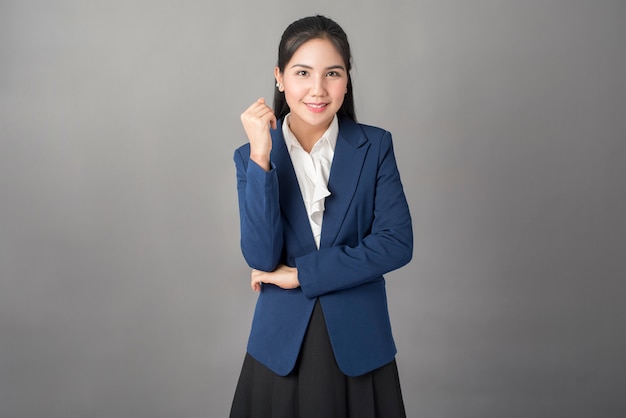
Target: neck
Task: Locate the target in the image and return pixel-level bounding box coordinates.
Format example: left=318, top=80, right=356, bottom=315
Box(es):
left=288, top=117, right=332, bottom=153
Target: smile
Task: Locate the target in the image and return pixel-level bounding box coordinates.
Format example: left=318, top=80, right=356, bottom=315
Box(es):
left=305, top=103, right=329, bottom=112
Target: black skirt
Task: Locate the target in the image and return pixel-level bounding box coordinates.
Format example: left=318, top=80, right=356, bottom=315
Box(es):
left=230, top=300, right=406, bottom=418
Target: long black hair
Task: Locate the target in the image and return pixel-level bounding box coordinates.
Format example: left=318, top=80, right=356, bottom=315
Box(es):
left=273, top=15, right=356, bottom=121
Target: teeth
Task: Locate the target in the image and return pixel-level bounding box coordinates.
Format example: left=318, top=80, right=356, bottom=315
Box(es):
left=307, top=104, right=326, bottom=108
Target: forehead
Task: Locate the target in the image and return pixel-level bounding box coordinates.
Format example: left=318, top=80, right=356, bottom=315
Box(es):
left=289, top=38, right=344, bottom=66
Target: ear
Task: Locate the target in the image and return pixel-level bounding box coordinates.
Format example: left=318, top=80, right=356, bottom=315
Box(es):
left=274, top=67, right=283, bottom=88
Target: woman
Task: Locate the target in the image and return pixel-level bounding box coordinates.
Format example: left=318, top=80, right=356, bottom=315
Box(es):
left=231, top=15, right=413, bottom=418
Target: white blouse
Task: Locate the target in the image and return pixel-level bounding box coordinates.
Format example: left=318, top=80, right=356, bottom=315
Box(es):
left=282, top=114, right=338, bottom=249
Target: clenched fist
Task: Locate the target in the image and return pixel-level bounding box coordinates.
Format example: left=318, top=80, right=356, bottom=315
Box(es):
left=240, top=98, right=277, bottom=171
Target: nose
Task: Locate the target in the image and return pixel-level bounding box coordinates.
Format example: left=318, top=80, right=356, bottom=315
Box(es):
left=310, top=75, right=327, bottom=97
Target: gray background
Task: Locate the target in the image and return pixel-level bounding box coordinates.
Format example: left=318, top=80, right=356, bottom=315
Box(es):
left=1, top=0, right=625, bottom=417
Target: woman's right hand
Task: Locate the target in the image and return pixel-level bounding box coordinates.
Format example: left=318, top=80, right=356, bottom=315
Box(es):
left=240, top=98, right=277, bottom=171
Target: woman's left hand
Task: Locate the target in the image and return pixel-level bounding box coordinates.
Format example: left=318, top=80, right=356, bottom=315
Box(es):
left=251, top=264, right=300, bottom=292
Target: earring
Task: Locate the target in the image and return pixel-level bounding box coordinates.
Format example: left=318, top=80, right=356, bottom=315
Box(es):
left=276, top=82, right=283, bottom=91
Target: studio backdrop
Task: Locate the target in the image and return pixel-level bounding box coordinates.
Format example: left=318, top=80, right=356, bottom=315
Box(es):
left=1, top=1, right=625, bottom=417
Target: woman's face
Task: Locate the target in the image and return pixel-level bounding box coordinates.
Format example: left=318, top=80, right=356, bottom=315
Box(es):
left=275, top=38, right=348, bottom=139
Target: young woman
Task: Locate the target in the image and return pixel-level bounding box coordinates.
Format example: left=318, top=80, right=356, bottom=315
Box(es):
left=230, top=15, right=413, bottom=418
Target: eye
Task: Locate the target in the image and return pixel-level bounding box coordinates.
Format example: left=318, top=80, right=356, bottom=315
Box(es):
left=326, top=71, right=341, bottom=77
left=296, top=70, right=309, bottom=77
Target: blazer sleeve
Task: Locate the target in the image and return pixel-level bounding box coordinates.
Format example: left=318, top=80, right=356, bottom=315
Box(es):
left=296, top=132, right=413, bottom=298
left=234, top=146, right=283, bottom=272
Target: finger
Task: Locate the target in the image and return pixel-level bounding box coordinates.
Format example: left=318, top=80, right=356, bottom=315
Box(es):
left=242, top=99, right=268, bottom=116
left=251, top=104, right=277, bottom=129
left=248, top=98, right=273, bottom=114
left=246, top=112, right=276, bottom=133
left=251, top=269, right=262, bottom=292
left=243, top=104, right=274, bottom=124
left=269, top=114, right=277, bottom=130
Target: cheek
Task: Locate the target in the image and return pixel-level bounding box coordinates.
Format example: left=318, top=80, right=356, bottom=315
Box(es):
left=284, top=83, right=305, bottom=101
left=283, top=90, right=300, bottom=108
left=330, top=83, right=348, bottom=101
left=332, top=79, right=348, bottom=94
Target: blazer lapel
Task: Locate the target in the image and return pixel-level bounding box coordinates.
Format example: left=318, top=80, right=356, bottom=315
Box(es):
left=271, top=121, right=317, bottom=252
left=320, top=119, right=370, bottom=249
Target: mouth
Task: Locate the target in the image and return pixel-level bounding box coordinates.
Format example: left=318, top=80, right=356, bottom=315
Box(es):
left=305, top=102, right=329, bottom=113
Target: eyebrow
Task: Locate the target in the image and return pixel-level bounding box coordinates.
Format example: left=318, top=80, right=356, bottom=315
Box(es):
left=290, top=64, right=346, bottom=71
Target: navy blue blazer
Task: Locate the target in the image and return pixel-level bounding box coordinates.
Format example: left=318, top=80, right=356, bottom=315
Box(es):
left=234, top=117, right=413, bottom=377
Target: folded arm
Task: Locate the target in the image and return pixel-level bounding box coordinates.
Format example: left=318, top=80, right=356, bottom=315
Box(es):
left=296, top=133, right=413, bottom=298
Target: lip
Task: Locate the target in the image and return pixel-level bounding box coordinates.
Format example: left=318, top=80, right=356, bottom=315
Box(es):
left=304, top=102, right=329, bottom=113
